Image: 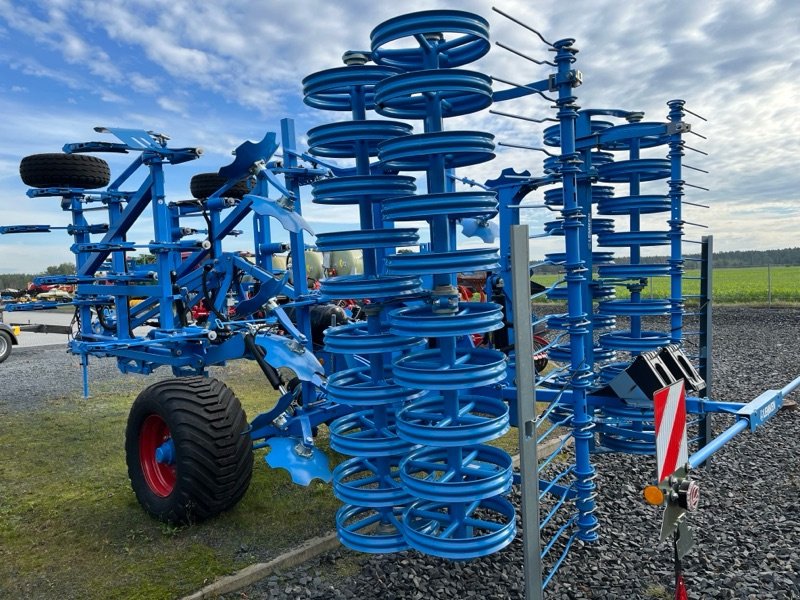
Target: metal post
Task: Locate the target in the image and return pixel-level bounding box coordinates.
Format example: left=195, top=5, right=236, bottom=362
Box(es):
left=767, top=263, right=772, bottom=307
left=697, top=235, right=713, bottom=454
left=511, top=225, right=543, bottom=600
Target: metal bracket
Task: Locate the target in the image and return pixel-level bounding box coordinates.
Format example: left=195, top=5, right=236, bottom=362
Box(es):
left=667, top=121, right=692, bottom=135
left=736, top=389, right=783, bottom=431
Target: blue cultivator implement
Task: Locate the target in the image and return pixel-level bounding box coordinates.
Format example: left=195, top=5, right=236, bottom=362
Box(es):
left=3, top=7, right=797, bottom=596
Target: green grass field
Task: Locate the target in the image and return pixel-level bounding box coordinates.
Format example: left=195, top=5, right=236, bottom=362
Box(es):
left=0, top=362, right=343, bottom=600
left=530, top=265, right=800, bottom=304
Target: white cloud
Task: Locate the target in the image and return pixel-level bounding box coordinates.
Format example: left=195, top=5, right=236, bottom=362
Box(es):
left=156, top=97, right=187, bottom=116
left=0, top=0, right=799, bottom=273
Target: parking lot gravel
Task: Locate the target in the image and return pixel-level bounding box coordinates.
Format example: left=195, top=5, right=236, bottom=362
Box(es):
left=222, top=305, right=800, bottom=600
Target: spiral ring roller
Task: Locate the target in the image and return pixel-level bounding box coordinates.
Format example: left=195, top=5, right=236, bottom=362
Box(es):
left=369, top=10, right=515, bottom=559
left=302, top=54, right=427, bottom=553
left=541, top=107, right=688, bottom=453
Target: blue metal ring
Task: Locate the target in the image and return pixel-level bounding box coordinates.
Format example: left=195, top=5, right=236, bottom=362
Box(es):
left=384, top=248, right=499, bottom=276
left=548, top=313, right=616, bottom=330
left=375, top=70, right=492, bottom=119
left=378, top=131, right=495, bottom=171
left=596, top=231, right=670, bottom=247
left=396, top=394, right=509, bottom=447
left=320, top=274, right=422, bottom=300
left=324, top=321, right=425, bottom=354
left=402, top=495, right=516, bottom=559
left=597, top=405, right=655, bottom=454
left=598, top=361, right=629, bottom=383
left=307, top=120, right=413, bottom=158
left=596, top=194, right=670, bottom=215
left=595, top=121, right=670, bottom=151
left=330, top=410, right=411, bottom=457
left=302, top=65, right=402, bottom=111
left=544, top=184, right=614, bottom=207
left=336, top=504, right=409, bottom=554
left=399, top=444, right=512, bottom=502
left=544, top=218, right=615, bottom=236
left=312, top=175, right=417, bottom=205
left=382, top=191, right=497, bottom=221
left=333, top=457, right=411, bottom=507
left=370, top=10, right=490, bottom=70
left=389, top=301, right=503, bottom=337
left=598, top=299, right=671, bottom=316
left=546, top=251, right=615, bottom=265
left=326, top=367, right=427, bottom=407
left=599, top=330, right=671, bottom=352
left=590, top=152, right=616, bottom=168
left=548, top=344, right=615, bottom=363
left=315, top=228, right=419, bottom=251
left=597, top=159, right=671, bottom=183
left=393, top=347, right=507, bottom=390
left=597, top=263, right=672, bottom=278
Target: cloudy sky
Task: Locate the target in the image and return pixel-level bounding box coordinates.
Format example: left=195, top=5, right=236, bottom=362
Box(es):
left=0, top=0, right=798, bottom=273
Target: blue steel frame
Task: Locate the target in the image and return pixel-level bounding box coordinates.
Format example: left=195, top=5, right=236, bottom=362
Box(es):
left=2, top=123, right=354, bottom=456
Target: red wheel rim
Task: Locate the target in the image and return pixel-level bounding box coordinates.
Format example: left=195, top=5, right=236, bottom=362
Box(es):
left=139, top=414, right=176, bottom=497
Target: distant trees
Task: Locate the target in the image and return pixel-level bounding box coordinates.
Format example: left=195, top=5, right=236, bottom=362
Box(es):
left=534, top=247, right=800, bottom=273
left=44, top=262, right=76, bottom=275
left=0, top=272, right=35, bottom=290
left=0, top=262, right=75, bottom=290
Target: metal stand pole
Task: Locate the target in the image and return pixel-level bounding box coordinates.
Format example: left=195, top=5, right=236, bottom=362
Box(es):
left=511, top=225, right=543, bottom=600
left=697, top=235, right=713, bottom=454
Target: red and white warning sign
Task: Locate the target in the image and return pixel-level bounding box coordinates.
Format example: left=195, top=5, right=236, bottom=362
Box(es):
left=653, top=380, right=688, bottom=483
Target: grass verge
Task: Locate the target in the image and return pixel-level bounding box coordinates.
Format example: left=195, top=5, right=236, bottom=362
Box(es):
left=0, top=361, right=341, bottom=600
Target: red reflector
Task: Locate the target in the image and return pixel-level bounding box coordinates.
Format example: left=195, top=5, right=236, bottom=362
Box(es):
left=675, top=574, right=688, bottom=600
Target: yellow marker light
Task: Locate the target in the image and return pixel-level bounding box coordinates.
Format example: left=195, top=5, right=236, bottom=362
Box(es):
left=643, top=485, right=665, bottom=506
left=12, top=326, right=21, bottom=336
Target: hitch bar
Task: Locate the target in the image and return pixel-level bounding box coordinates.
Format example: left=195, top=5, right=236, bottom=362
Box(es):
left=688, top=373, right=800, bottom=468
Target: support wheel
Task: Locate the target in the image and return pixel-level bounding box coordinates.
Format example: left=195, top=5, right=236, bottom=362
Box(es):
left=190, top=173, right=251, bottom=199
left=0, top=330, right=12, bottom=363
left=20, top=153, right=111, bottom=189
left=125, top=376, right=253, bottom=524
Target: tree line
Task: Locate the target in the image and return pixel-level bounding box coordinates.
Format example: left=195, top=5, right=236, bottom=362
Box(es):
left=0, top=262, right=75, bottom=290
left=534, top=247, right=800, bottom=274
left=3, top=248, right=800, bottom=289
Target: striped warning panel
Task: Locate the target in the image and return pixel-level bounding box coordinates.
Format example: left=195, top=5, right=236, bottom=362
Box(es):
left=653, top=380, right=688, bottom=483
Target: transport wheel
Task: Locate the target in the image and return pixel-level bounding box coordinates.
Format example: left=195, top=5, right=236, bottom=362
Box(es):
left=0, top=330, right=12, bottom=363
left=533, top=334, right=549, bottom=373
left=190, top=173, right=251, bottom=199
left=125, top=376, right=253, bottom=524
left=19, top=153, right=111, bottom=189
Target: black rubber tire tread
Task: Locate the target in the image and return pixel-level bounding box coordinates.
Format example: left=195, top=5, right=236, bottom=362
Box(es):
left=125, top=376, right=253, bottom=524
left=0, top=330, right=11, bottom=363
left=533, top=337, right=549, bottom=373
left=20, top=153, right=111, bottom=189
left=190, top=173, right=251, bottom=200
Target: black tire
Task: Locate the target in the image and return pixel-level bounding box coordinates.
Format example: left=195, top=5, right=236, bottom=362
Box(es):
left=533, top=335, right=549, bottom=373
left=125, top=376, right=253, bottom=524
left=190, top=173, right=251, bottom=199
left=20, top=153, right=111, bottom=189
left=0, top=330, right=12, bottom=363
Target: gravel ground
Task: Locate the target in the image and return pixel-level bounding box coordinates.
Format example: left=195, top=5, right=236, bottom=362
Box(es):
left=224, top=306, right=800, bottom=600
left=2, top=307, right=798, bottom=598
left=0, top=344, right=226, bottom=408
left=0, top=346, right=133, bottom=406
